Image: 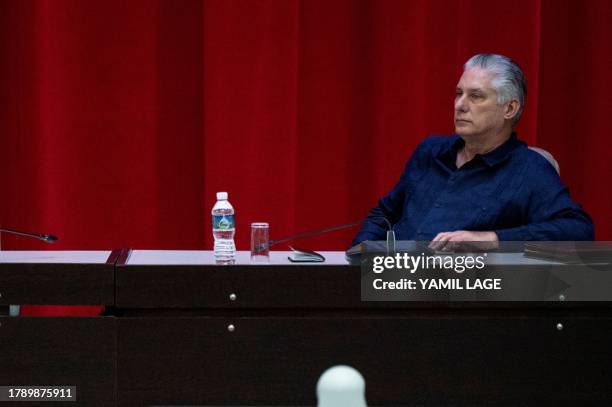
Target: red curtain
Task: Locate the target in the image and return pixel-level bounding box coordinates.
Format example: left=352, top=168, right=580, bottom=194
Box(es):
left=1, top=0, right=611, bottom=314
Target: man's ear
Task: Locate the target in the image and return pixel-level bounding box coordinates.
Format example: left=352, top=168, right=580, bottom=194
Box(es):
left=504, top=99, right=520, bottom=120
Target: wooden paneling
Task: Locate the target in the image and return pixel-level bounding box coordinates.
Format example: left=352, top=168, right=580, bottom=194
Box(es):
left=0, top=317, right=116, bottom=406
left=0, top=263, right=114, bottom=305
left=117, top=313, right=612, bottom=406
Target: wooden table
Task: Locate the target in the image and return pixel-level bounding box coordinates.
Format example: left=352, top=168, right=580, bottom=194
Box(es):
left=2, top=249, right=612, bottom=406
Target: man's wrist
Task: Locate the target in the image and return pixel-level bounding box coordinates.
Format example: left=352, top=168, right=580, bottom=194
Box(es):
left=484, top=231, right=499, bottom=242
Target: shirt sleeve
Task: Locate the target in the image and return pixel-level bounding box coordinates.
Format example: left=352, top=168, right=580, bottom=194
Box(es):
left=494, top=156, right=594, bottom=241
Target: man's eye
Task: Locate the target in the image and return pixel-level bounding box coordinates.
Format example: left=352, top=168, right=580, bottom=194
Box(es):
left=471, top=93, right=483, bottom=99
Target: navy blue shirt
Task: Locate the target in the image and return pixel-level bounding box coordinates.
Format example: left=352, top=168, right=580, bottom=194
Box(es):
left=352, top=134, right=594, bottom=244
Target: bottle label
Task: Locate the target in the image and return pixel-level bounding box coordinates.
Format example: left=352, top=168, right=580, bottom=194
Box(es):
left=212, top=215, right=235, bottom=230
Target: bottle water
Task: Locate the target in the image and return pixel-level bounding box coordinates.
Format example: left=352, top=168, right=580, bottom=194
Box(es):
left=212, top=191, right=236, bottom=264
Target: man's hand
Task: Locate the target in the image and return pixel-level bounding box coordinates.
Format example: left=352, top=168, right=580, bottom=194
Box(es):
left=428, top=230, right=499, bottom=252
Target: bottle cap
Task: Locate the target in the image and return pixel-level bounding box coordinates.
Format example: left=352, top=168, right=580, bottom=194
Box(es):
left=216, top=192, right=228, bottom=200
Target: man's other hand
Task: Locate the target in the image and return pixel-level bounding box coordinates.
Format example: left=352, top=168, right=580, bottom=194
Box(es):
left=428, top=231, right=499, bottom=252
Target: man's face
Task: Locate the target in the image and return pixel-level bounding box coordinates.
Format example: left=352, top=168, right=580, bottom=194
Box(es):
left=454, top=67, right=507, bottom=138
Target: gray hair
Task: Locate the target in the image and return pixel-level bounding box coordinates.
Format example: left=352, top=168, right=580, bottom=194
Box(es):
left=464, top=53, right=527, bottom=125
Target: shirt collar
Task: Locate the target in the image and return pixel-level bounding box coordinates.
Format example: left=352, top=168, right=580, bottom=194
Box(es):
left=441, top=132, right=523, bottom=168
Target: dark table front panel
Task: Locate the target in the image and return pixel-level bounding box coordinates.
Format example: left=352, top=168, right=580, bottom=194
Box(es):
left=0, top=317, right=116, bottom=406
left=117, top=264, right=365, bottom=309
left=116, top=262, right=607, bottom=309
left=117, top=313, right=612, bottom=406
left=0, top=263, right=114, bottom=305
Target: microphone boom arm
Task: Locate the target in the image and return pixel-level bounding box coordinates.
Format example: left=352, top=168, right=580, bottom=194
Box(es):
left=0, top=228, right=58, bottom=243
left=267, top=221, right=362, bottom=248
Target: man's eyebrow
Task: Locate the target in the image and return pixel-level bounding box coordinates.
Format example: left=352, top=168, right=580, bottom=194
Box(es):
left=455, top=86, right=486, bottom=93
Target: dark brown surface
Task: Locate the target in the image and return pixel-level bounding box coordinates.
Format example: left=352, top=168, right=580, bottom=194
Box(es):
left=106, top=248, right=125, bottom=265
left=116, top=262, right=611, bottom=309
left=116, top=264, right=364, bottom=309
left=114, top=248, right=132, bottom=267
left=2, top=256, right=612, bottom=406
left=116, top=313, right=612, bottom=406
left=115, top=262, right=612, bottom=406
left=0, top=262, right=114, bottom=305
left=0, top=317, right=116, bottom=406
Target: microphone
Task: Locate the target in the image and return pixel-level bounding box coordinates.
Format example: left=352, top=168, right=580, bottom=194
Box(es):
left=0, top=227, right=59, bottom=243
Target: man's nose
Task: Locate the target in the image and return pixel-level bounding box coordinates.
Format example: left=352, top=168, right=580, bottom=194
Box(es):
left=455, top=94, right=468, bottom=112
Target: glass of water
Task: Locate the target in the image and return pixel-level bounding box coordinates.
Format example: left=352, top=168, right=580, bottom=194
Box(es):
left=250, top=222, right=269, bottom=263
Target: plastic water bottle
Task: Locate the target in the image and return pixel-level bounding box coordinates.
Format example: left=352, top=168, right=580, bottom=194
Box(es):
left=212, top=191, right=236, bottom=264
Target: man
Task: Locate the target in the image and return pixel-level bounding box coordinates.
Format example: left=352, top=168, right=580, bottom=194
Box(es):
left=352, top=54, right=594, bottom=250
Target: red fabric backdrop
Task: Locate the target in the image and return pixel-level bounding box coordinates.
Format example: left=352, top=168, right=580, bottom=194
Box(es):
left=0, top=0, right=610, bottom=315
